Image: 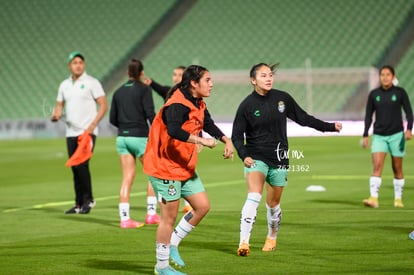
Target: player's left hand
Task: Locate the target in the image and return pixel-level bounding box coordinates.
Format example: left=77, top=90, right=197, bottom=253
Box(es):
left=86, top=122, right=97, bottom=135
left=405, top=130, right=412, bottom=140
left=334, top=122, right=342, bottom=132
left=223, top=141, right=234, bottom=160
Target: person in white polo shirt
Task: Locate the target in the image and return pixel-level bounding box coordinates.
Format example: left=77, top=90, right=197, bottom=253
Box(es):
left=51, top=51, right=108, bottom=214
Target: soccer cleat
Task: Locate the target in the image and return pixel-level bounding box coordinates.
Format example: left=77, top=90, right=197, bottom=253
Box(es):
left=363, top=197, right=378, bottom=208
left=237, top=242, right=250, bottom=257
left=64, top=206, right=80, bottom=214
left=394, top=199, right=404, bottom=208
left=170, top=245, right=185, bottom=268
left=409, top=231, right=414, bottom=240
left=262, top=237, right=276, bottom=252
left=154, top=265, right=187, bottom=275
left=120, top=219, right=144, bottom=229
left=146, top=214, right=161, bottom=224
left=182, top=205, right=192, bottom=214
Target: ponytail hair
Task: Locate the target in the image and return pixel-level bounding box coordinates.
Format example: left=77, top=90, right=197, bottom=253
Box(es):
left=165, top=65, right=208, bottom=100
left=128, top=59, right=144, bottom=81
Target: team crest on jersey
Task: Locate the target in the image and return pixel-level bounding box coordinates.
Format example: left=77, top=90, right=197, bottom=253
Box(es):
left=278, top=101, right=285, bottom=113
left=168, top=185, right=177, bottom=196
left=392, top=94, right=397, bottom=101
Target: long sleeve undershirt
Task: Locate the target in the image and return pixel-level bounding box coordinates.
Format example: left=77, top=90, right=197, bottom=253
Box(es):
left=162, top=89, right=225, bottom=141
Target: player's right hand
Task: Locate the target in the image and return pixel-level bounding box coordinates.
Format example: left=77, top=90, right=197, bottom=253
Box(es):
left=243, top=157, right=255, bottom=168
left=202, top=138, right=218, bottom=149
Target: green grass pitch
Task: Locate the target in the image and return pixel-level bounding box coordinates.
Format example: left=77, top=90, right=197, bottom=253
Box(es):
left=1, top=136, right=414, bottom=274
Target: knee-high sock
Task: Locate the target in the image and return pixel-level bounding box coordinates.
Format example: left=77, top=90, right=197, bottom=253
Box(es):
left=393, top=178, right=404, bottom=200
left=147, top=196, right=157, bottom=215
left=119, top=202, right=130, bottom=221
left=240, top=192, right=261, bottom=245
left=155, top=242, right=169, bottom=269
left=170, top=213, right=195, bottom=247
left=369, top=176, right=382, bottom=198
left=266, top=203, right=282, bottom=240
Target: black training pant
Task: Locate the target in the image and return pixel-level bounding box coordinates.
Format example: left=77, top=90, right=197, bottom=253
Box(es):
left=66, top=135, right=96, bottom=207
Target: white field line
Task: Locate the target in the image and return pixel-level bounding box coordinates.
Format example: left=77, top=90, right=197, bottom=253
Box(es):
left=4, top=175, right=413, bottom=213
left=3, top=179, right=245, bottom=213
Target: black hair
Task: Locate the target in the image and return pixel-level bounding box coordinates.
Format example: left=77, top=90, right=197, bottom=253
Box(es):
left=128, top=59, right=144, bottom=81
left=249, top=62, right=280, bottom=78
left=166, top=65, right=208, bottom=100
left=379, top=65, right=395, bottom=76
left=176, top=65, right=186, bottom=70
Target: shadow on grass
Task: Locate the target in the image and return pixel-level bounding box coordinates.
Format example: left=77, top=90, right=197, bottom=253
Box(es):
left=84, top=259, right=153, bottom=274
left=184, top=239, right=236, bottom=256
left=58, top=215, right=120, bottom=228
left=28, top=206, right=140, bottom=228
left=308, top=199, right=362, bottom=206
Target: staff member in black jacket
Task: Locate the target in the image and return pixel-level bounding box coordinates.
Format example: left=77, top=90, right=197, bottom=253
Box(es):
left=232, top=63, right=342, bottom=256
left=362, top=65, right=413, bottom=209
left=110, top=59, right=160, bottom=228
left=144, top=65, right=186, bottom=100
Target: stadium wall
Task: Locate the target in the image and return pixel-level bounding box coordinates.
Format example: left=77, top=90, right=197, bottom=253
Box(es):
left=0, top=120, right=369, bottom=140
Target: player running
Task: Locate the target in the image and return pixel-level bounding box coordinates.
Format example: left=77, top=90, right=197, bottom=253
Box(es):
left=232, top=62, right=342, bottom=256
left=143, top=65, right=234, bottom=274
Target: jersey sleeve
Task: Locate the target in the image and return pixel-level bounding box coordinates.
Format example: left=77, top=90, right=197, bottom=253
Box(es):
left=363, top=91, right=374, bottom=136
left=231, top=102, right=248, bottom=161
left=91, top=78, right=105, bottom=99
left=163, top=103, right=191, bottom=142
left=142, top=86, right=156, bottom=124
left=56, top=81, right=65, bottom=102
left=286, top=93, right=336, bottom=132
left=203, top=109, right=225, bottom=139
left=401, top=88, right=413, bottom=131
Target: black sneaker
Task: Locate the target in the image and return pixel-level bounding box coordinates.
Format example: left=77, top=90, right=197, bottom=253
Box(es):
left=89, top=200, right=96, bottom=208
left=79, top=200, right=96, bottom=214
left=65, top=206, right=80, bottom=214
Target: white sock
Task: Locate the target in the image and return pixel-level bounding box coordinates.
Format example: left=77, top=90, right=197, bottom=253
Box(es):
left=147, top=196, right=157, bottom=215
left=240, top=192, right=261, bottom=245
left=171, top=214, right=195, bottom=247
left=155, top=242, right=169, bottom=269
left=393, top=178, right=404, bottom=200
left=119, top=202, right=130, bottom=221
left=266, top=204, right=282, bottom=239
left=369, top=176, right=382, bottom=198
left=184, top=200, right=191, bottom=207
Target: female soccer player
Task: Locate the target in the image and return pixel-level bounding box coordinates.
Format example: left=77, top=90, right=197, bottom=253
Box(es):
left=109, top=59, right=161, bottom=228
left=144, top=65, right=193, bottom=214
left=144, top=65, right=234, bottom=274
left=232, top=63, right=342, bottom=256
left=361, top=65, right=413, bottom=208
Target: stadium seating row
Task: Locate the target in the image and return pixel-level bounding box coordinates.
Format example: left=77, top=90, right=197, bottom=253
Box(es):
left=1, top=0, right=413, bottom=120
